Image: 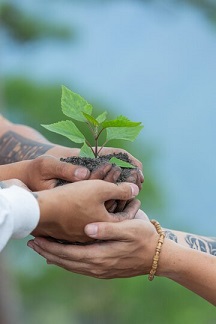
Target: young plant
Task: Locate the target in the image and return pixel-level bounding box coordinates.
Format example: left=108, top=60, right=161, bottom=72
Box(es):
left=42, top=86, right=144, bottom=168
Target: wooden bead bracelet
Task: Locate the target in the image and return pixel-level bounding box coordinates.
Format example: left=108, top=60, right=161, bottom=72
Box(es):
left=148, top=219, right=165, bottom=281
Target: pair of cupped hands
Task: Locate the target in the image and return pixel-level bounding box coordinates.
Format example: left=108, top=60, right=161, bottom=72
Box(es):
left=1, top=145, right=144, bottom=243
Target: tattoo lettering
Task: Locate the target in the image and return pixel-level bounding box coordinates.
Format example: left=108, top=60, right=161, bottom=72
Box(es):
left=165, top=230, right=178, bottom=243
left=0, top=131, right=53, bottom=164
left=185, top=234, right=216, bottom=256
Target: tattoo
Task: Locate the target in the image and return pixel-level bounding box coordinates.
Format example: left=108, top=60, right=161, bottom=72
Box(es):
left=185, top=234, right=216, bottom=256
left=164, top=230, right=178, bottom=243
left=0, top=131, right=53, bottom=164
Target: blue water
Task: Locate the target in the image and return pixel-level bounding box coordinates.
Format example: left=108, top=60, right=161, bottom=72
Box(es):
left=2, top=0, right=216, bottom=235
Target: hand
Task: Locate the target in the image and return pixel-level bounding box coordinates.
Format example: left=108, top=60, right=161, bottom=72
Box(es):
left=31, top=180, right=140, bottom=243
left=27, top=155, right=122, bottom=190
left=47, top=145, right=144, bottom=189
left=98, top=147, right=144, bottom=189
left=0, top=155, right=92, bottom=191
left=28, top=210, right=161, bottom=278
left=46, top=146, right=143, bottom=212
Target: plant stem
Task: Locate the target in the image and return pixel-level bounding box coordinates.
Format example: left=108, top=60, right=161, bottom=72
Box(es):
left=98, top=140, right=109, bottom=155
left=96, top=127, right=105, bottom=141
left=94, top=134, right=99, bottom=157
left=85, top=139, right=96, bottom=157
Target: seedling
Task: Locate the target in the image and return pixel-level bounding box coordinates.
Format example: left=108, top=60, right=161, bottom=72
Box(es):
left=42, top=85, right=143, bottom=168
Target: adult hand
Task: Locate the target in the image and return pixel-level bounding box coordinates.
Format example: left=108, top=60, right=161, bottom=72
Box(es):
left=28, top=210, right=161, bottom=277
left=47, top=146, right=143, bottom=213
left=24, top=155, right=121, bottom=190
left=0, top=155, right=91, bottom=191
left=98, top=147, right=144, bottom=189
left=31, top=180, right=140, bottom=243
left=47, top=145, right=144, bottom=189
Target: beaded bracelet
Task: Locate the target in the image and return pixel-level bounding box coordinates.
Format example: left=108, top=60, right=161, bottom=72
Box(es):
left=148, top=219, right=165, bottom=281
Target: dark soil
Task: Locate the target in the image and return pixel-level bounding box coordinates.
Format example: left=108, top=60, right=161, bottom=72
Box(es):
left=57, top=152, right=136, bottom=186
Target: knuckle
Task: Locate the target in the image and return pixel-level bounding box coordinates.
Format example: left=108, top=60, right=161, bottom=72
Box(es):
left=56, top=162, right=69, bottom=178
left=120, top=187, right=130, bottom=200
left=91, top=268, right=105, bottom=278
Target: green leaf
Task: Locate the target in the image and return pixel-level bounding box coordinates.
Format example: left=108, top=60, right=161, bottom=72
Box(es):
left=102, top=115, right=142, bottom=128
left=109, top=157, right=136, bottom=169
left=61, top=85, right=93, bottom=122
left=82, top=112, right=99, bottom=126
left=106, top=125, right=143, bottom=143
left=41, top=121, right=85, bottom=143
left=96, top=111, right=107, bottom=124
left=80, top=142, right=95, bottom=158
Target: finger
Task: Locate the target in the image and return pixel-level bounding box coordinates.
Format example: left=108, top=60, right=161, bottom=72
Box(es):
left=53, top=160, right=90, bottom=182
left=113, top=200, right=127, bottom=213
left=85, top=219, right=137, bottom=241
left=27, top=237, right=99, bottom=262
left=100, top=182, right=139, bottom=201
left=105, top=200, right=118, bottom=212
left=134, top=209, right=149, bottom=221
left=138, top=169, right=144, bottom=183
left=103, top=166, right=121, bottom=183
left=113, top=199, right=141, bottom=221
left=28, top=240, right=97, bottom=277
left=89, top=163, right=112, bottom=180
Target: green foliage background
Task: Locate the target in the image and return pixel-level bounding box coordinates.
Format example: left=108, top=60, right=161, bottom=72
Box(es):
left=1, top=1, right=216, bottom=323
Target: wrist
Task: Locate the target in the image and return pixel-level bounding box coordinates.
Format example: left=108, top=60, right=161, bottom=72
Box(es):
left=156, top=238, right=187, bottom=280
left=31, top=190, right=58, bottom=237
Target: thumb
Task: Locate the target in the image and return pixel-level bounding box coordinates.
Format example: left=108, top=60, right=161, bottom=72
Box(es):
left=49, top=158, right=90, bottom=182
left=84, top=220, right=133, bottom=241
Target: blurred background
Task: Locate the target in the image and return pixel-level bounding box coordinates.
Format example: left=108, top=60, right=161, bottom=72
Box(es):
left=0, top=0, right=216, bottom=322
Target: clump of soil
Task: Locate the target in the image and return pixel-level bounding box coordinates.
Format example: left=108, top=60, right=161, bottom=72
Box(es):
left=57, top=152, right=136, bottom=186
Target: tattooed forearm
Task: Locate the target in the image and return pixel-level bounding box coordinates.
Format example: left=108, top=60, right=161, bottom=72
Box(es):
left=0, top=131, right=53, bottom=164
left=185, top=234, right=216, bottom=256
left=164, top=230, right=178, bottom=243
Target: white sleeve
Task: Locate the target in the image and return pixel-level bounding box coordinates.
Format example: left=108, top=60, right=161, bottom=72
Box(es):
left=0, top=185, right=40, bottom=252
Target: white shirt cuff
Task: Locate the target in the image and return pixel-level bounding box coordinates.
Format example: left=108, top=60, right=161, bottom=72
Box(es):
left=0, top=185, right=40, bottom=239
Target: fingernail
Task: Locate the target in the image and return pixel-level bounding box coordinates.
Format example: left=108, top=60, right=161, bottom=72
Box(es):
left=85, top=224, right=98, bottom=237
left=34, top=239, right=40, bottom=246
left=27, top=241, right=34, bottom=249
left=75, top=168, right=90, bottom=179
left=130, top=184, right=139, bottom=197
left=139, top=169, right=144, bottom=180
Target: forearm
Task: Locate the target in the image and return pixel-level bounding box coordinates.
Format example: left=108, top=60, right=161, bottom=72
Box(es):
left=164, top=228, right=216, bottom=256
left=0, top=115, right=53, bottom=163
left=158, top=238, right=216, bottom=305
left=0, top=115, right=78, bottom=164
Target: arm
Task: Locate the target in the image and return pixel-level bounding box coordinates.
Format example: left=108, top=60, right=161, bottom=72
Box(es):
left=0, top=115, right=143, bottom=189
left=28, top=210, right=216, bottom=306
left=0, top=115, right=78, bottom=163
left=0, top=179, right=139, bottom=251
left=164, top=228, right=216, bottom=255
